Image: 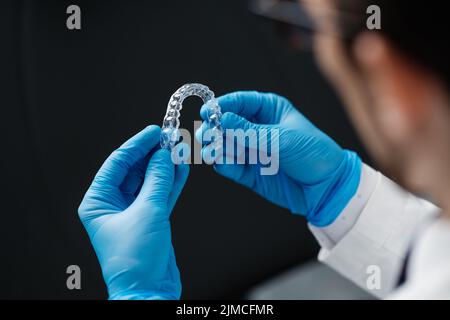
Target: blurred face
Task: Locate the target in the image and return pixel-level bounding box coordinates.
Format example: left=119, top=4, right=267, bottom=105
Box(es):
left=302, top=0, right=450, bottom=204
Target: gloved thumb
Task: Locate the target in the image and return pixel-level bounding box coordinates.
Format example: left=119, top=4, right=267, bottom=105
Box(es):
left=135, top=148, right=174, bottom=208
left=220, top=111, right=278, bottom=155
left=220, top=112, right=260, bottom=132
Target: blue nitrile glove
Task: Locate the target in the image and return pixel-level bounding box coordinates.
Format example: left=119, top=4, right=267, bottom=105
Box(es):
left=196, top=91, right=361, bottom=227
left=78, top=125, right=189, bottom=300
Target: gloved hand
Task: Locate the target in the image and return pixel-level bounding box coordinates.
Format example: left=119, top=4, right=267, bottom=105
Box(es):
left=78, top=125, right=189, bottom=300
left=196, top=91, right=361, bottom=227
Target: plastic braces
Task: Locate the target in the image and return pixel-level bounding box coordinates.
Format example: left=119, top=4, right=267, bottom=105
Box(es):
left=160, top=83, right=223, bottom=149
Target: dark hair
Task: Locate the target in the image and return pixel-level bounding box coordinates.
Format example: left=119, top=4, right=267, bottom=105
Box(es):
left=340, top=0, right=450, bottom=89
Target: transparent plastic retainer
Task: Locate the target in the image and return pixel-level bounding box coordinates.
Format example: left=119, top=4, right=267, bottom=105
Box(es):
left=160, top=83, right=223, bottom=150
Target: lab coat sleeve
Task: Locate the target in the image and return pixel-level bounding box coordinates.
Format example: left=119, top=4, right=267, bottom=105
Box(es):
left=309, top=164, right=440, bottom=298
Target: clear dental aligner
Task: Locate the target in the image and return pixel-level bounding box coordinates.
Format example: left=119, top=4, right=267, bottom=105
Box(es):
left=160, top=83, right=223, bottom=149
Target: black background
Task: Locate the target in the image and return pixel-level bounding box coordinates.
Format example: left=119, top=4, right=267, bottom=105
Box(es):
left=0, top=0, right=369, bottom=299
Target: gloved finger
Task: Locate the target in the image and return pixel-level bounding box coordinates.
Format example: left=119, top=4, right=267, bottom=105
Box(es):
left=201, top=134, right=247, bottom=165
left=170, top=142, right=191, bottom=166
left=224, top=133, right=250, bottom=162
left=167, top=163, right=190, bottom=213
left=214, top=162, right=304, bottom=214
left=91, top=125, right=161, bottom=190
left=194, top=120, right=209, bottom=145
left=200, top=113, right=261, bottom=165
left=136, top=148, right=174, bottom=208
left=221, top=112, right=279, bottom=151
left=195, top=120, right=226, bottom=148
left=119, top=153, right=151, bottom=196
left=200, top=91, right=288, bottom=124
left=199, top=112, right=279, bottom=165
left=201, top=143, right=225, bottom=165
left=213, top=161, right=256, bottom=191
left=221, top=112, right=256, bottom=131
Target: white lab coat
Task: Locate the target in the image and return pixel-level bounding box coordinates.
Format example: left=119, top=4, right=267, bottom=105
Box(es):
left=309, top=165, right=448, bottom=299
